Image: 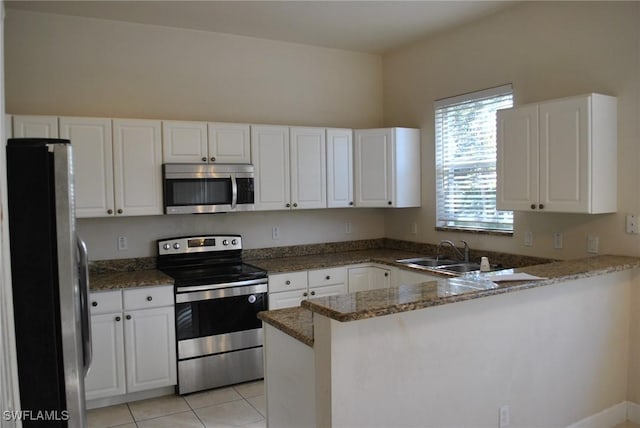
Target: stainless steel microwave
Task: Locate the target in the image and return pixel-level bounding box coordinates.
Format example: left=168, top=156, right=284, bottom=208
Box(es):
left=163, top=164, right=255, bottom=214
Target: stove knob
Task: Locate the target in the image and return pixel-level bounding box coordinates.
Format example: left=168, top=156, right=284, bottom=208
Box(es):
left=173, top=243, right=181, bottom=250
left=163, top=243, right=170, bottom=250
left=231, top=239, right=238, bottom=245
left=222, top=239, right=229, bottom=246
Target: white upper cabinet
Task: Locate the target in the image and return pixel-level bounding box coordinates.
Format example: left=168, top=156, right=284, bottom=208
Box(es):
left=354, top=128, right=421, bottom=207
left=113, top=119, right=163, bottom=216
left=162, top=121, right=208, bottom=163
left=251, top=125, right=291, bottom=211
left=13, top=115, right=59, bottom=138
left=326, top=128, right=354, bottom=208
left=59, top=117, right=114, bottom=218
left=290, top=127, right=326, bottom=210
left=497, top=93, right=617, bottom=213
left=162, top=121, right=250, bottom=164
left=208, top=122, right=251, bottom=164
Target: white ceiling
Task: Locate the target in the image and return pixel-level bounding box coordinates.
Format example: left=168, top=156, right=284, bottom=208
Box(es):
left=5, top=1, right=515, bottom=54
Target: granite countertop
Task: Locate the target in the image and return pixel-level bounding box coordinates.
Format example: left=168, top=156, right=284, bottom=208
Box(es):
left=89, top=269, right=174, bottom=291
left=259, top=255, right=640, bottom=345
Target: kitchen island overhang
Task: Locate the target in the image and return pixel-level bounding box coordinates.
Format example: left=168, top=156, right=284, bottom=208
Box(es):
left=259, top=255, right=640, bottom=428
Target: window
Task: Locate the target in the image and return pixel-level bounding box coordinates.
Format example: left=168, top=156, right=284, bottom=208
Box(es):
left=435, top=85, right=513, bottom=232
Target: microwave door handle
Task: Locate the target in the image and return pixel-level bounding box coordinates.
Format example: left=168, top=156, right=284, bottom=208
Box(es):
left=231, top=175, right=238, bottom=209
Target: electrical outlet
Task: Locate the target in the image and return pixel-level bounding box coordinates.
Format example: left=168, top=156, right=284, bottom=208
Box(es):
left=345, top=222, right=352, bottom=234
left=499, top=405, right=510, bottom=428
left=272, top=226, right=280, bottom=240
left=117, top=236, right=128, bottom=251
left=626, top=214, right=639, bottom=234
left=587, top=235, right=599, bottom=254
left=524, top=231, right=533, bottom=247
left=553, top=232, right=563, bottom=249
left=411, top=223, right=418, bottom=235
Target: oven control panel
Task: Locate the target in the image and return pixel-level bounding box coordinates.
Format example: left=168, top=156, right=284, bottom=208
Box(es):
left=158, top=235, right=242, bottom=255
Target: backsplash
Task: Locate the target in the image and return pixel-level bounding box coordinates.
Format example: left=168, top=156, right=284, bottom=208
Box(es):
left=90, top=238, right=554, bottom=273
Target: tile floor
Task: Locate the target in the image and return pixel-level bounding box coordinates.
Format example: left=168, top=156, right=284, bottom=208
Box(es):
left=87, top=380, right=265, bottom=428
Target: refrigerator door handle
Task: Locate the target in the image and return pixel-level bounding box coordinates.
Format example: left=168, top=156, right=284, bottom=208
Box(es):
left=77, top=237, right=92, bottom=374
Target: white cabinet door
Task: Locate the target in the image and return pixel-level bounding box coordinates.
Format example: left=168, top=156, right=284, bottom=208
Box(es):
left=113, top=119, right=163, bottom=216
left=354, top=129, right=392, bottom=207
left=395, top=269, right=441, bottom=287
left=347, top=266, right=391, bottom=293
left=309, top=283, right=346, bottom=299
left=496, top=105, right=539, bottom=211
left=124, top=306, right=177, bottom=393
left=269, top=289, right=307, bottom=310
left=326, top=128, right=354, bottom=208
left=85, top=313, right=126, bottom=400
left=59, top=117, right=114, bottom=218
left=208, top=123, right=251, bottom=164
left=290, top=127, right=326, bottom=210
left=251, top=125, right=290, bottom=211
left=6, top=115, right=12, bottom=138
left=162, top=120, right=208, bottom=163
left=539, top=97, right=590, bottom=213
left=13, top=115, right=58, bottom=138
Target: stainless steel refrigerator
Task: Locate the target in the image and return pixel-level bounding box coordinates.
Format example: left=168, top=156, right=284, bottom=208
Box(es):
left=6, top=138, right=91, bottom=427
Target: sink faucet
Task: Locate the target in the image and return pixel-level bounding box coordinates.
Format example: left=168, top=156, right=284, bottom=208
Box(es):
left=437, top=240, right=470, bottom=263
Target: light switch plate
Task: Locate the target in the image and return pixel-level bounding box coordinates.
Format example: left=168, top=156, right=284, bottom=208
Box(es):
left=524, top=231, right=533, bottom=247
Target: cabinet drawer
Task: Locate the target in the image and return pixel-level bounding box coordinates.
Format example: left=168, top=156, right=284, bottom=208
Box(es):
left=90, top=290, right=122, bottom=315
left=124, top=285, right=174, bottom=310
left=308, top=267, right=346, bottom=287
left=268, top=271, right=308, bottom=293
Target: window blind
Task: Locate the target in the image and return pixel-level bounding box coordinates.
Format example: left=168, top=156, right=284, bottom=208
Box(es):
left=435, top=84, right=514, bottom=231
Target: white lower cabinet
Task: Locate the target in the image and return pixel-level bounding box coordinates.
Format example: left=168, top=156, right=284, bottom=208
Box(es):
left=347, top=264, right=391, bottom=293
left=394, top=268, right=441, bottom=287
left=85, top=285, right=176, bottom=401
left=268, top=267, right=346, bottom=310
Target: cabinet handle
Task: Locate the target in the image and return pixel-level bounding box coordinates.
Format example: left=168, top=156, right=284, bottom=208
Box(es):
left=91, top=301, right=97, bottom=307
left=388, top=201, right=392, bottom=206
left=310, top=291, right=316, bottom=296
left=115, top=316, right=121, bottom=322
left=293, top=203, right=298, bottom=208
left=303, top=292, right=308, bottom=297
left=349, top=201, right=354, bottom=206
left=107, top=209, right=113, bottom=215
left=285, top=280, right=291, bottom=285
left=286, top=203, right=291, bottom=208
left=539, top=204, right=544, bottom=209
left=117, top=209, right=123, bottom=214
left=210, top=156, right=216, bottom=162
left=126, top=315, right=132, bottom=320
left=530, top=204, right=536, bottom=210
left=146, top=296, right=153, bottom=301
left=325, top=275, right=331, bottom=280
left=201, top=157, right=207, bottom=162
left=384, top=272, right=389, bottom=277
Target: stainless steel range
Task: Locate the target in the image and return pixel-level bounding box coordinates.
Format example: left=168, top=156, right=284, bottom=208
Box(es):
left=157, top=235, right=268, bottom=395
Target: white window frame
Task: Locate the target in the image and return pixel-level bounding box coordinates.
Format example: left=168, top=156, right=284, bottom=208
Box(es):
left=435, top=84, right=514, bottom=232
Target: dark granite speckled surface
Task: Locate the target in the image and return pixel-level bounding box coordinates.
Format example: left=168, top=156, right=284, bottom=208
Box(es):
left=259, top=255, right=640, bottom=345
left=90, top=270, right=174, bottom=291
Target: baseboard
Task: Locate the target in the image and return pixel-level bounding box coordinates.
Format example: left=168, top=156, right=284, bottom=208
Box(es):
left=566, top=402, right=627, bottom=428
left=628, top=401, right=640, bottom=424
left=86, top=386, right=176, bottom=409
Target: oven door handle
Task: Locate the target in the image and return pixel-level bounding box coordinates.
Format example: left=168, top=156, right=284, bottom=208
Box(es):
left=176, top=280, right=267, bottom=303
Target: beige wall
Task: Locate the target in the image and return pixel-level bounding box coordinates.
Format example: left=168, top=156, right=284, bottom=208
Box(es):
left=382, top=1, right=640, bottom=259
left=4, top=9, right=386, bottom=259
left=5, top=9, right=383, bottom=128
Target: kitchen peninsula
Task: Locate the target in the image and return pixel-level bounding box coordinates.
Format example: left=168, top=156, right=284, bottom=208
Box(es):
left=259, top=255, right=640, bottom=428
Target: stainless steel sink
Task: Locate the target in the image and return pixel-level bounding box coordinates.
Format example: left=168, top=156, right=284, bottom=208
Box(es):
left=396, top=257, right=484, bottom=275
left=395, top=257, right=458, bottom=268
left=435, top=263, right=482, bottom=274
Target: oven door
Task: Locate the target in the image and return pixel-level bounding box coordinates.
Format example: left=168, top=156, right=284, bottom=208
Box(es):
left=175, top=281, right=268, bottom=359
